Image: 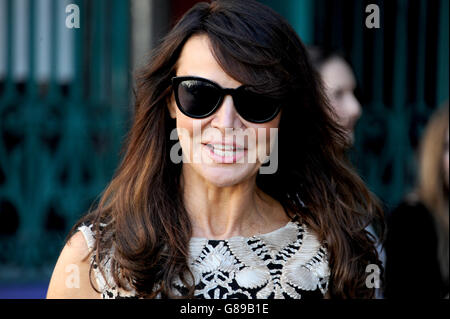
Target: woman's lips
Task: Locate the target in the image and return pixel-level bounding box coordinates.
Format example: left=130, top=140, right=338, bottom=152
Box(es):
left=202, top=143, right=247, bottom=163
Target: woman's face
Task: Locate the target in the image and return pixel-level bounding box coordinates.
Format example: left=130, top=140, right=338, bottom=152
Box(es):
left=168, top=34, right=281, bottom=187
left=319, top=56, right=362, bottom=144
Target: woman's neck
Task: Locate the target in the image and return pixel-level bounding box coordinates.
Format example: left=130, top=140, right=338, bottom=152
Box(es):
left=180, top=166, right=289, bottom=240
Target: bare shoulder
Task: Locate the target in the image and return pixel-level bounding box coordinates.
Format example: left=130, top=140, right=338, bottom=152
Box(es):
left=46, top=231, right=101, bottom=299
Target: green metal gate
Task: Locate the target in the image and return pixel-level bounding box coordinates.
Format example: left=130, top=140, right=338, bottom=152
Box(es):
left=264, top=0, right=449, bottom=210
left=313, top=0, right=449, bottom=210
left=0, top=0, right=130, bottom=283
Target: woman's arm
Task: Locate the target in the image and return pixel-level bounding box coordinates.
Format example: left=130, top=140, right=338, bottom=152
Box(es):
left=46, top=231, right=101, bottom=299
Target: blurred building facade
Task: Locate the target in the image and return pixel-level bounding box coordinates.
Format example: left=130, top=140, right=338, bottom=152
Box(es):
left=0, top=0, right=448, bottom=290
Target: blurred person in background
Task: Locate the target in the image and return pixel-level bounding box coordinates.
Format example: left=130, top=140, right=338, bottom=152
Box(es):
left=384, top=103, right=449, bottom=298
left=307, top=48, right=362, bottom=145
left=308, top=47, right=386, bottom=298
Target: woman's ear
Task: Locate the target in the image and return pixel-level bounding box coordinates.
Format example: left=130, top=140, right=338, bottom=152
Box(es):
left=166, top=94, right=177, bottom=119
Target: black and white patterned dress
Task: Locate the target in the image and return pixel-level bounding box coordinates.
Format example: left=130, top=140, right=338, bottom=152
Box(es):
left=78, top=220, right=330, bottom=299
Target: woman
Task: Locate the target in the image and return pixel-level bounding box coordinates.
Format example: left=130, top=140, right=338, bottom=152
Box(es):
left=307, top=48, right=362, bottom=145
left=385, top=104, right=449, bottom=298
left=47, top=0, right=383, bottom=299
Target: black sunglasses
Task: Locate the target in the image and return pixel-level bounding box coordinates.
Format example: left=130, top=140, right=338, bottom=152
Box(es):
left=171, top=76, right=282, bottom=123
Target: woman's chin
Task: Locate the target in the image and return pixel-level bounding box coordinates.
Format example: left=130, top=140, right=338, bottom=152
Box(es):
left=197, top=164, right=257, bottom=188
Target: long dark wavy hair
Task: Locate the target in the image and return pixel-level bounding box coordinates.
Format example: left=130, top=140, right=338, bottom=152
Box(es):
left=69, top=0, right=384, bottom=298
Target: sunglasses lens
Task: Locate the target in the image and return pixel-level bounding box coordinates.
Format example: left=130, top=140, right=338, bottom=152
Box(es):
left=234, top=89, right=280, bottom=123
left=176, top=80, right=221, bottom=118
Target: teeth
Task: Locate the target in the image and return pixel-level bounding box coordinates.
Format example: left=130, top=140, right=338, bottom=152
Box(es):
left=212, top=149, right=235, bottom=157
left=208, top=144, right=245, bottom=151
left=211, top=144, right=235, bottom=150
left=207, top=144, right=245, bottom=157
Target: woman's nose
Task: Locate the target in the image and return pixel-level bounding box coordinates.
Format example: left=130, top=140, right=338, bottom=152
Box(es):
left=210, top=95, right=241, bottom=129
left=348, top=93, right=362, bottom=121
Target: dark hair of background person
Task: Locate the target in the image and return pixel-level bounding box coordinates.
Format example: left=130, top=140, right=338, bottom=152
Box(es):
left=307, top=46, right=348, bottom=70
left=67, top=0, right=384, bottom=298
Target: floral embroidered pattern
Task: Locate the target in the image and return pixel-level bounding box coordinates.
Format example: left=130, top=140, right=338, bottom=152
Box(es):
left=78, top=221, right=330, bottom=299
